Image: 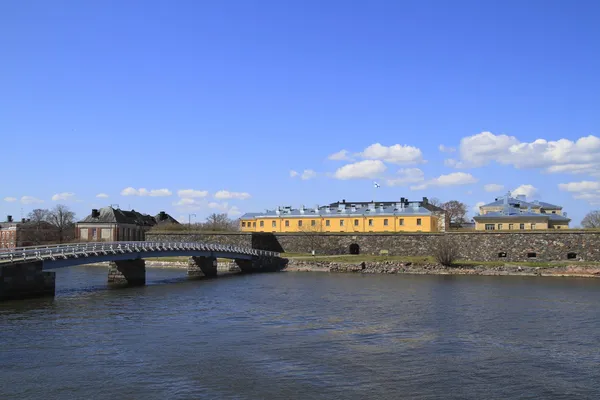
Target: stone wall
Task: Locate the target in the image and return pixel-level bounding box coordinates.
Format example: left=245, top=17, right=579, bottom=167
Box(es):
left=0, top=261, right=56, bottom=300
left=146, top=231, right=600, bottom=262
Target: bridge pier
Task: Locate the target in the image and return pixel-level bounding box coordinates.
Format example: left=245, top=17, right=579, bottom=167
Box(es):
left=235, top=256, right=288, bottom=273
left=188, top=256, right=217, bottom=279
left=108, top=259, right=146, bottom=286
left=0, top=261, right=56, bottom=301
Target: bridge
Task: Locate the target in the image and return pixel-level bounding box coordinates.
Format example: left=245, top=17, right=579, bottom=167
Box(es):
left=0, top=241, right=287, bottom=301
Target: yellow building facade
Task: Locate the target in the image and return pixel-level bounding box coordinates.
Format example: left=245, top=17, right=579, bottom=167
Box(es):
left=240, top=203, right=440, bottom=233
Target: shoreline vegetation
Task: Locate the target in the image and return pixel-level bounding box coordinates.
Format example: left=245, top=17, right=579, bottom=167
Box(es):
left=82, top=254, right=600, bottom=278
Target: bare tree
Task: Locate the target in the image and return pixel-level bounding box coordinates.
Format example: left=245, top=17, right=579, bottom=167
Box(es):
left=297, top=220, right=325, bottom=254
left=441, top=200, right=468, bottom=228
left=47, top=205, right=76, bottom=243
left=428, top=197, right=443, bottom=207
left=24, top=208, right=53, bottom=244
left=432, top=236, right=459, bottom=266
left=202, top=213, right=238, bottom=231
left=581, top=210, right=600, bottom=229
left=28, top=209, right=50, bottom=223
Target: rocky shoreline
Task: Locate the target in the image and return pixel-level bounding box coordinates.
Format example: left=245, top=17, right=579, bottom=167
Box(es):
left=285, top=260, right=600, bottom=278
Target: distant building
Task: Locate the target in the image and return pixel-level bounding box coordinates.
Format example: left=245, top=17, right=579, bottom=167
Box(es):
left=76, top=207, right=178, bottom=242
left=473, top=193, right=570, bottom=230
left=240, top=197, right=443, bottom=233
left=0, top=215, right=61, bottom=249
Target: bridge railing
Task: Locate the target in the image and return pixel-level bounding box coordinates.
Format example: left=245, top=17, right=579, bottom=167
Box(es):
left=0, top=241, right=280, bottom=264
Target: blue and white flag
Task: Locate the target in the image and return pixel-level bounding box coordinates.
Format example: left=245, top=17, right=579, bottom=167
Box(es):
left=373, top=182, right=381, bottom=188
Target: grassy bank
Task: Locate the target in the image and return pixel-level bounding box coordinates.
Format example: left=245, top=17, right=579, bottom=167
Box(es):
left=284, top=253, right=600, bottom=268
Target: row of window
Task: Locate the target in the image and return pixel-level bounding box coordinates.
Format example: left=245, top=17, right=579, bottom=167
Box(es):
left=485, top=223, right=538, bottom=230
left=242, top=218, right=422, bottom=228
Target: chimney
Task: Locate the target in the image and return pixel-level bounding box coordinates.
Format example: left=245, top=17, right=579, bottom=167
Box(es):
left=300, top=205, right=305, bottom=214
left=342, top=199, right=346, bottom=204
left=351, top=205, right=356, bottom=212
left=422, top=197, right=428, bottom=204
left=400, top=197, right=405, bottom=203
left=91, top=209, right=100, bottom=218
left=21, top=218, right=26, bottom=223
left=7, top=215, right=12, bottom=222
left=159, top=211, right=166, bottom=221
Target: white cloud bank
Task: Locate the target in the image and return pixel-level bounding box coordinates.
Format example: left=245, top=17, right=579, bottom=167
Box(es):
left=445, top=131, right=600, bottom=176
left=20, top=196, right=44, bottom=204
left=327, top=149, right=353, bottom=161
left=290, top=170, right=317, bottom=180
left=121, top=187, right=172, bottom=197
left=334, top=160, right=387, bottom=180
left=558, top=181, right=600, bottom=205
left=410, top=172, right=478, bottom=190
left=177, top=189, right=209, bottom=198
left=386, top=168, right=425, bottom=186
left=52, top=192, right=75, bottom=201
left=3, top=197, right=17, bottom=202
left=511, top=184, right=538, bottom=199
left=96, top=193, right=109, bottom=198
left=214, top=190, right=251, bottom=200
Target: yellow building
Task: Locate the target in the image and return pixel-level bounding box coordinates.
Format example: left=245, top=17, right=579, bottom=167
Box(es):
left=473, top=193, right=570, bottom=231
left=240, top=200, right=441, bottom=233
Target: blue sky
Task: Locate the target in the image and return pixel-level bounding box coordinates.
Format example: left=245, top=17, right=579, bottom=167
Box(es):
left=1, top=0, right=599, bottom=226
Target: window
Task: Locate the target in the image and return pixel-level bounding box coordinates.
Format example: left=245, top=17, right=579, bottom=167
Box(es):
left=552, top=211, right=556, bottom=214
left=272, top=221, right=276, bottom=228
left=498, top=252, right=507, bottom=258
left=91, top=228, right=97, bottom=240
left=311, top=220, right=316, bottom=226
left=399, top=218, right=404, bottom=226
left=242, top=221, right=246, bottom=227
left=340, top=220, right=345, bottom=226
left=325, top=220, right=330, bottom=227
left=416, top=218, right=422, bottom=226
left=556, top=226, right=561, bottom=229
left=531, top=223, right=536, bottom=230
left=285, top=220, right=289, bottom=227
left=520, top=223, right=525, bottom=230
left=384, top=219, right=388, bottom=226
left=509, top=223, right=514, bottom=230
left=368, top=219, right=373, bottom=226
left=354, top=219, right=359, bottom=226
left=253, top=222, right=256, bottom=227
left=485, top=224, right=495, bottom=230
left=260, top=221, right=264, bottom=227
left=527, top=252, right=536, bottom=258
left=298, top=220, right=303, bottom=227
left=567, top=252, right=577, bottom=259
left=498, top=224, right=503, bottom=230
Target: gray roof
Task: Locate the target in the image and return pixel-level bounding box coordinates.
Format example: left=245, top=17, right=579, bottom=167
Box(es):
left=77, top=207, right=175, bottom=226
left=240, top=204, right=434, bottom=220
left=482, top=196, right=562, bottom=210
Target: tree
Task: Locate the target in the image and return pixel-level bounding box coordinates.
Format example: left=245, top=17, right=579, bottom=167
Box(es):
left=441, top=200, right=468, bottom=228
left=25, top=208, right=52, bottom=244
left=202, top=213, right=238, bottom=231
left=428, top=197, right=443, bottom=207
left=297, top=220, right=326, bottom=254
left=581, top=210, right=600, bottom=229
left=47, top=205, right=76, bottom=243
left=432, top=236, right=459, bottom=266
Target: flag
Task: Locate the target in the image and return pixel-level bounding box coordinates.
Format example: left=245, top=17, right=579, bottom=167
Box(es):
left=373, top=182, right=381, bottom=188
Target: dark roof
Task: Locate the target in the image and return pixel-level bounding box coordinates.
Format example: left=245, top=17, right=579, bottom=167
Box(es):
left=78, top=207, right=155, bottom=225
left=328, top=199, right=445, bottom=212
left=154, top=212, right=180, bottom=225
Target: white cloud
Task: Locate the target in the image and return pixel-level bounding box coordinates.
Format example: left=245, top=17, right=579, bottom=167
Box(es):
left=96, top=193, right=109, bottom=198
left=208, top=202, right=241, bottom=216
left=3, top=197, right=17, bottom=202
left=334, top=160, right=387, bottom=180
left=448, top=132, right=600, bottom=176
left=173, top=197, right=203, bottom=211
left=289, top=170, right=299, bottom=178
left=438, top=144, right=456, bottom=153
left=410, top=172, right=478, bottom=190
left=214, top=190, right=251, bottom=200
left=484, top=183, right=505, bottom=192
left=472, top=201, right=486, bottom=215
left=20, top=196, right=44, bottom=204
left=301, top=170, right=317, bottom=180
left=558, top=181, right=600, bottom=204
left=361, top=143, right=424, bottom=164
left=386, top=168, right=425, bottom=186
left=121, top=187, right=172, bottom=197
left=51, top=192, right=75, bottom=201
left=328, top=149, right=353, bottom=161
left=511, top=184, right=538, bottom=199
left=177, top=189, right=209, bottom=198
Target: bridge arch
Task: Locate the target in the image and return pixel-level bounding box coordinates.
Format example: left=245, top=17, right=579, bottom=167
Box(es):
left=349, top=243, right=360, bottom=255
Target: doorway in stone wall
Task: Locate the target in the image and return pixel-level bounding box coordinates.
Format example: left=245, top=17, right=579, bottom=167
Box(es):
left=349, top=243, right=360, bottom=255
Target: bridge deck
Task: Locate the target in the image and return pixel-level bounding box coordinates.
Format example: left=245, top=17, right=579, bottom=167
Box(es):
left=0, top=241, right=280, bottom=269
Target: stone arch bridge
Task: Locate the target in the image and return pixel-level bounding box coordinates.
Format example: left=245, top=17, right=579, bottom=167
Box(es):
left=0, top=241, right=287, bottom=301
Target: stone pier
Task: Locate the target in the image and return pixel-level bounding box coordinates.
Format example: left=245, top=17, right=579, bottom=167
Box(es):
left=0, top=261, right=56, bottom=301
left=188, top=256, right=218, bottom=279
left=235, top=256, right=288, bottom=273
left=108, top=259, right=146, bottom=286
